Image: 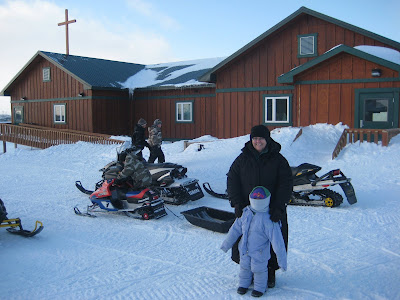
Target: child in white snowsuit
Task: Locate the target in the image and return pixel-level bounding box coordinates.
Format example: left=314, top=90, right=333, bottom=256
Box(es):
left=221, top=186, right=287, bottom=297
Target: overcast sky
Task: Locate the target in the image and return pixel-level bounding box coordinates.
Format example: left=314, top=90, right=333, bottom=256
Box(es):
left=1, top=0, right=399, bottom=113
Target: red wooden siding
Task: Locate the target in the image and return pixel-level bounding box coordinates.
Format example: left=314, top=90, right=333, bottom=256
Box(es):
left=131, top=87, right=216, bottom=140
left=212, top=13, right=399, bottom=138
left=293, top=53, right=400, bottom=127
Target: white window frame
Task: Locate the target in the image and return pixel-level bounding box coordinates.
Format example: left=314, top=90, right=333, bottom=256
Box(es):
left=176, top=101, right=193, bottom=122
left=298, top=33, right=318, bottom=58
left=43, top=67, right=51, bottom=82
left=300, top=36, right=314, bottom=55
left=53, top=104, right=66, bottom=123
left=264, top=96, right=290, bottom=124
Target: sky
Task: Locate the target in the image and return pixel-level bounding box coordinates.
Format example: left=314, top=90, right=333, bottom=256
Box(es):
left=1, top=123, right=400, bottom=299
left=1, top=0, right=400, bottom=113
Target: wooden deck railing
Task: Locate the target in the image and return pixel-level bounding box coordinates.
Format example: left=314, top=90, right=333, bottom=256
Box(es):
left=332, top=128, right=400, bottom=159
left=1, top=124, right=124, bottom=152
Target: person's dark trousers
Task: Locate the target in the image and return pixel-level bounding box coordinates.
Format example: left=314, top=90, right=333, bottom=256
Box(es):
left=148, top=146, right=165, bottom=163
left=136, top=150, right=144, bottom=160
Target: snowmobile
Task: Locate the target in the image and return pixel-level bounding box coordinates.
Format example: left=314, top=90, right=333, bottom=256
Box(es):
left=76, top=141, right=203, bottom=206
left=144, top=162, right=204, bottom=205
left=76, top=140, right=204, bottom=205
left=203, top=163, right=357, bottom=207
left=76, top=160, right=204, bottom=205
left=74, top=178, right=167, bottom=219
left=0, top=198, right=44, bottom=237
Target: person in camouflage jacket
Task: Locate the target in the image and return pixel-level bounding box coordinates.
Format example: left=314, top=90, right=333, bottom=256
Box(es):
left=148, top=119, right=165, bottom=163
left=115, top=148, right=152, bottom=190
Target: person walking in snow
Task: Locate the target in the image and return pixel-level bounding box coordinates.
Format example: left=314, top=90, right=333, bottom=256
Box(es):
left=226, top=124, right=293, bottom=289
left=148, top=119, right=165, bottom=163
left=131, top=118, right=149, bottom=160
left=221, top=186, right=287, bottom=297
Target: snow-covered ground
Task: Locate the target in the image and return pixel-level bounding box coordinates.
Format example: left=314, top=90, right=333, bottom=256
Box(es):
left=1, top=123, right=399, bottom=300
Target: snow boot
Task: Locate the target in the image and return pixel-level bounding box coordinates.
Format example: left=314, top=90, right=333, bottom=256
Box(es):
left=251, top=290, right=263, bottom=297
left=237, top=287, right=248, bottom=295
left=267, top=268, right=275, bottom=288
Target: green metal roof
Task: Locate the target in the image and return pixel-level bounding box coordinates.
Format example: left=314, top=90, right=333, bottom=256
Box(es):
left=199, top=6, right=400, bottom=83
left=1, top=51, right=222, bottom=96
left=41, top=51, right=146, bottom=89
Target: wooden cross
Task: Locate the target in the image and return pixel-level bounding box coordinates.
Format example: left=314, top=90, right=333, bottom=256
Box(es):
left=58, top=9, right=76, bottom=56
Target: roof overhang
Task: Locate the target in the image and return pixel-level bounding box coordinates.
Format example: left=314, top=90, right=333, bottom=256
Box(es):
left=278, top=45, right=400, bottom=84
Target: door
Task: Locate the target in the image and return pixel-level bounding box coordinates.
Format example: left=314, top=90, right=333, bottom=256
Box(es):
left=13, top=106, right=24, bottom=125
left=358, top=92, right=395, bottom=129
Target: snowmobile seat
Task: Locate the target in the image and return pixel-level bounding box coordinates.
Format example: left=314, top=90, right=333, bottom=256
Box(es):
left=290, top=163, right=321, bottom=177
left=145, top=162, right=182, bottom=170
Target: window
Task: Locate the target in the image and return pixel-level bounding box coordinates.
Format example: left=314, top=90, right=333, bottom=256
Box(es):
left=298, top=33, right=318, bottom=57
left=54, top=104, right=66, bottom=123
left=176, top=101, right=193, bottom=122
left=43, top=67, right=51, bottom=82
left=264, top=96, right=290, bottom=124
left=13, top=106, right=24, bottom=124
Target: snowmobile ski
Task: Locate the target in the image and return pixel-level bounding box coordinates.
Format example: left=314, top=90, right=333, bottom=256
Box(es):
left=203, top=182, right=228, bottom=199
left=1, top=199, right=44, bottom=237
left=5, top=219, right=44, bottom=237
left=73, top=206, right=97, bottom=218
left=75, top=181, right=94, bottom=195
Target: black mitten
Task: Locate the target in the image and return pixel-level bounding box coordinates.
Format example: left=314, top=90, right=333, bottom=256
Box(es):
left=235, top=205, right=243, bottom=218
left=270, top=210, right=282, bottom=222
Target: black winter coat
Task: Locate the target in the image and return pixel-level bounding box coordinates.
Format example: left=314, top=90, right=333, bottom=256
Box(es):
left=131, top=124, right=149, bottom=149
left=226, top=137, right=293, bottom=269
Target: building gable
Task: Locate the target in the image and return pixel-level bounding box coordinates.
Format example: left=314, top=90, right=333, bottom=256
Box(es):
left=199, top=6, right=400, bottom=83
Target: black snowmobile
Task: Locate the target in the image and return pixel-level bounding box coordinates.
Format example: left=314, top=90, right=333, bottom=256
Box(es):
left=203, top=163, right=357, bottom=207
left=145, top=162, right=204, bottom=205
left=74, top=178, right=167, bottom=219
left=0, top=198, right=44, bottom=237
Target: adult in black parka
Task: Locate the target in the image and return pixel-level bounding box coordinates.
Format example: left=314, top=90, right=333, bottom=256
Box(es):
left=131, top=118, right=149, bottom=160
left=226, top=124, right=293, bottom=288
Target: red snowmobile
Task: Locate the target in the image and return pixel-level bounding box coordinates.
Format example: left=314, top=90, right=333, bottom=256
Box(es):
left=74, top=179, right=167, bottom=220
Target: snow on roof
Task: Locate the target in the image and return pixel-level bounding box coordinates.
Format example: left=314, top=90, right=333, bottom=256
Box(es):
left=119, top=57, right=226, bottom=90
left=355, top=45, right=400, bottom=65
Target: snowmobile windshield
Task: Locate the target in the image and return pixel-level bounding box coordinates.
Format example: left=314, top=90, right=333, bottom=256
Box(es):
left=117, top=141, right=131, bottom=162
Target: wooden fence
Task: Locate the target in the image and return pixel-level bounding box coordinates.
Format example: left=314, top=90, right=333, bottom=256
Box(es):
left=1, top=124, right=124, bottom=153
left=332, top=128, right=400, bottom=159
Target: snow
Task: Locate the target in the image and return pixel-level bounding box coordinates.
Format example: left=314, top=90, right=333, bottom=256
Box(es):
left=120, top=57, right=225, bottom=90
left=355, top=45, right=400, bottom=65
left=1, top=123, right=400, bottom=299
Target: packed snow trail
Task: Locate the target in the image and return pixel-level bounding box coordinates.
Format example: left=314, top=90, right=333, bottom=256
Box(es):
left=1, top=124, right=400, bottom=299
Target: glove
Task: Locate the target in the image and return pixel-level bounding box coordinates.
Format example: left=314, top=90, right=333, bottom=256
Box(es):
left=114, top=177, right=125, bottom=185
left=234, top=205, right=243, bottom=218
left=270, top=210, right=282, bottom=223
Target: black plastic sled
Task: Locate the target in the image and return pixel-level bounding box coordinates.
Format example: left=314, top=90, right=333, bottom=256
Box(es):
left=181, top=206, right=235, bottom=233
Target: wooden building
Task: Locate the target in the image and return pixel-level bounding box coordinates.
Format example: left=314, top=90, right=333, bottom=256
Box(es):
left=2, top=7, right=400, bottom=140
left=199, top=7, right=400, bottom=138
